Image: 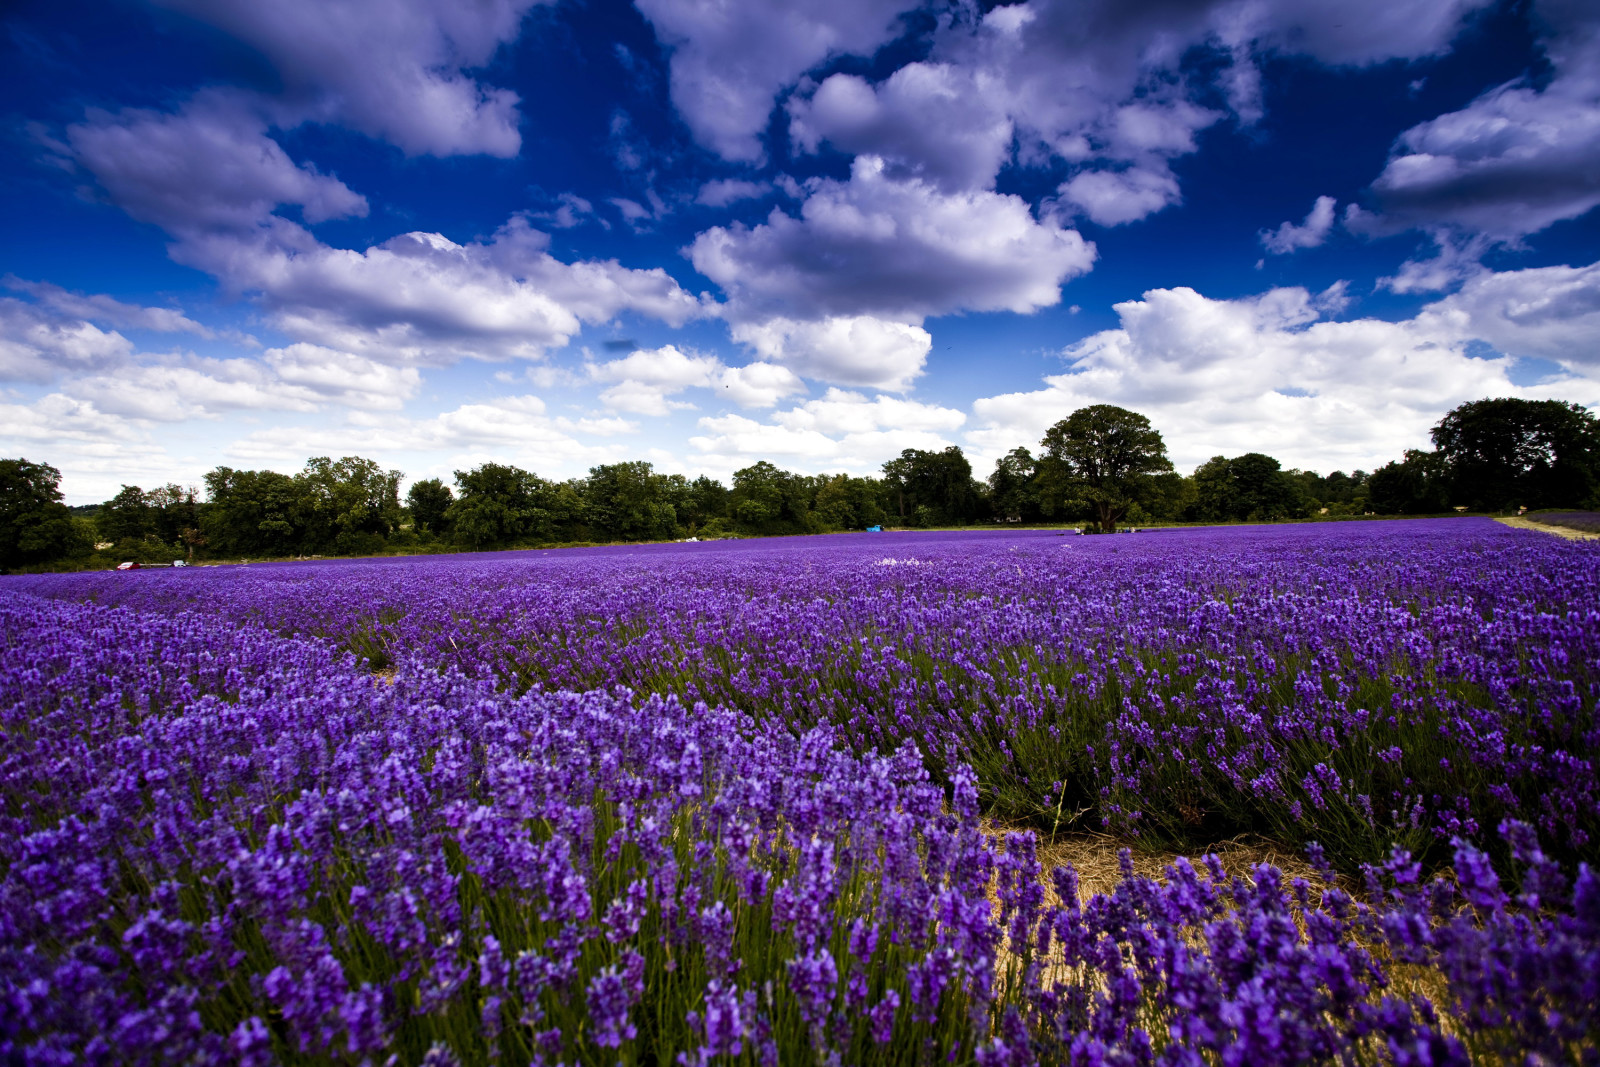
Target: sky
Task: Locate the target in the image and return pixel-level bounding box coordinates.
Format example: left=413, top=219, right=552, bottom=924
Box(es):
left=2, top=0, right=1598, bottom=504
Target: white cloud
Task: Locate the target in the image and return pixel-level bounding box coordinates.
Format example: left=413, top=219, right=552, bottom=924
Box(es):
left=717, top=362, right=806, bottom=407
left=3, top=277, right=216, bottom=337
left=194, top=218, right=709, bottom=365
left=1418, top=259, right=1600, bottom=371
left=0, top=394, right=177, bottom=503
left=688, top=389, right=965, bottom=472
left=690, top=155, right=1095, bottom=323
left=530, top=192, right=599, bottom=229
left=222, top=393, right=637, bottom=474
left=64, top=345, right=420, bottom=423
left=633, top=0, right=921, bottom=162
left=1359, top=1, right=1600, bottom=239
left=61, top=98, right=707, bottom=367
left=63, top=91, right=368, bottom=238
left=153, top=0, right=547, bottom=157
left=0, top=298, right=134, bottom=383
left=587, top=344, right=806, bottom=414
left=757, top=0, right=1491, bottom=227
left=1057, top=167, right=1182, bottom=227
left=590, top=344, right=722, bottom=415
left=1261, top=195, right=1337, bottom=254
left=696, top=179, right=772, bottom=207
left=730, top=315, right=931, bottom=391
left=788, top=64, right=1013, bottom=191
left=968, top=281, right=1600, bottom=474
left=1376, top=229, right=1495, bottom=293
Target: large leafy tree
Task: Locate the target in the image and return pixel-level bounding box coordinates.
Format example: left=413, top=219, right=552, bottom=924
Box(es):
left=1368, top=450, right=1450, bottom=515
left=1431, top=398, right=1599, bottom=511
left=584, top=461, right=680, bottom=542
left=406, top=478, right=454, bottom=535
left=1192, top=453, right=1310, bottom=521
left=449, top=462, right=542, bottom=549
left=202, top=467, right=305, bottom=556
left=1038, top=405, right=1174, bottom=532
left=729, top=460, right=813, bottom=534
left=986, top=447, right=1038, bottom=522
left=0, top=458, right=89, bottom=569
left=881, top=446, right=982, bottom=526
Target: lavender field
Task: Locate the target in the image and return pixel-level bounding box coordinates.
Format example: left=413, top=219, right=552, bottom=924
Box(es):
left=3, top=518, right=1597, bottom=1064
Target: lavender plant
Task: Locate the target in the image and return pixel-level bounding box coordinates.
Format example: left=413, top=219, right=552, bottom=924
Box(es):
left=16, top=518, right=1596, bottom=871
left=2, top=565, right=1597, bottom=1063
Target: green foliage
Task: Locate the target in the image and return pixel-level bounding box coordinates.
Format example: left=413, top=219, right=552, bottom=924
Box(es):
left=1038, top=405, right=1174, bottom=532
left=0, top=457, right=89, bottom=569
left=1431, top=397, right=1599, bottom=511
left=1192, top=453, right=1311, bottom=521
left=406, top=477, right=454, bottom=535
left=1368, top=450, right=1451, bottom=515
left=881, top=446, right=982, bottom=526
left=729, top=461, right=814, bottom=535
left=986, top=446, right=1038, bottom=522
left=583, top=461, right=681, bottom=542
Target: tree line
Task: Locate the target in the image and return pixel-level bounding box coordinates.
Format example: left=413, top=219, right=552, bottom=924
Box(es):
left=3, top=397, right=1596, bottom=570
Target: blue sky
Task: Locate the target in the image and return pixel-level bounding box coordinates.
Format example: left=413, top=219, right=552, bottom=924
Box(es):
left=2, top=0, right=1597, bottom=503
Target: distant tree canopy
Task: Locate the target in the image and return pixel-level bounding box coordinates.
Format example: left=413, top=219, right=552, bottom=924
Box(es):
left=881, top=447, right=983, bottom=527
left=1037, top=405, right=1174, bottom=532
left=0, top=458, right=87, bottom=569
left=1431, top=398, right=1599, bottom=511
left=11, top=393, right=1579, bottom=570
left=1193, top=453, right=1311, bottom=522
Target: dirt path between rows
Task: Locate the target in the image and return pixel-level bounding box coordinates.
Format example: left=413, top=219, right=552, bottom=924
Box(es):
left=1495, top=515, right=1600, bottom=540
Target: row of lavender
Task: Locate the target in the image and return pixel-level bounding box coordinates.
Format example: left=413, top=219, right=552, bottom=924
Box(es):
left=2, top=591, right=1595, bottom=1064
left=20, top=518, right=1599, bottom=870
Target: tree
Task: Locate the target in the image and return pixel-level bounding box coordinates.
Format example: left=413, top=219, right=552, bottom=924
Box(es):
left=297, top=456, right=403, bottom=554
left=407, top=478, right=454, bottom=535
left=1367, top=450, right=1450, bottom=515
left=881, top=446, right=982, bottom=526
left=987, top=447, right=1038, bottom=522
left=729, top=461, right=812, bottom=535
left=584, top=461, right=680, bottom=542
left=202, top=467, right=306, bottom=557
left=1192, top=453, right=1309, bottom=521
left=1431, top=398, right=1599, bottom=511
left=1037, top=405, right=1174, bottom=532
left=97, top=485, right=153, bottom=544
left=0, top=458, right=89, bottom=569
left=449, top=463, right=541, bottom=549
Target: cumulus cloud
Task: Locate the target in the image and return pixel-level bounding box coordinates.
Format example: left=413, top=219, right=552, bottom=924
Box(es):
left=0, top=298, right=134, bottom=384
left=153, top=0, right=546, bottom=157
left=223, top=219, right=707, bottom=365
left=1057, top=167, right=1183, bottom=227
left=222, top=393, right=637, bottom=473
left=696, top=179, right=772, bottom=207
left=587, top=344, right=805, bottom=414
left=58, top=94, right=705, bottom=368
left=690, top=156, right=1095, bottom=323
left=788, top=64, right=1013, bottom=191
left=762, top=0, right=1491, bottom=227
left=1418, top=258, right=1600, bottom=370
left=62, top=92, right=368, bottom=239
left=730, top=315, right=931, bottom=391
left=590, top=344, right=723, bottom=415
left=718, top=361, right=806, bottom=407
left=1359, top=0, right=1600, bottom=240
left=689, top=388, right=966, bottom=471
left=1261, top=195, right=1337, bottom=254
left=633, top=0, right=920, bottom=162
left=3, top=277, right=216, bottom=337
left=967, top=281, right=1600, bottom=474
